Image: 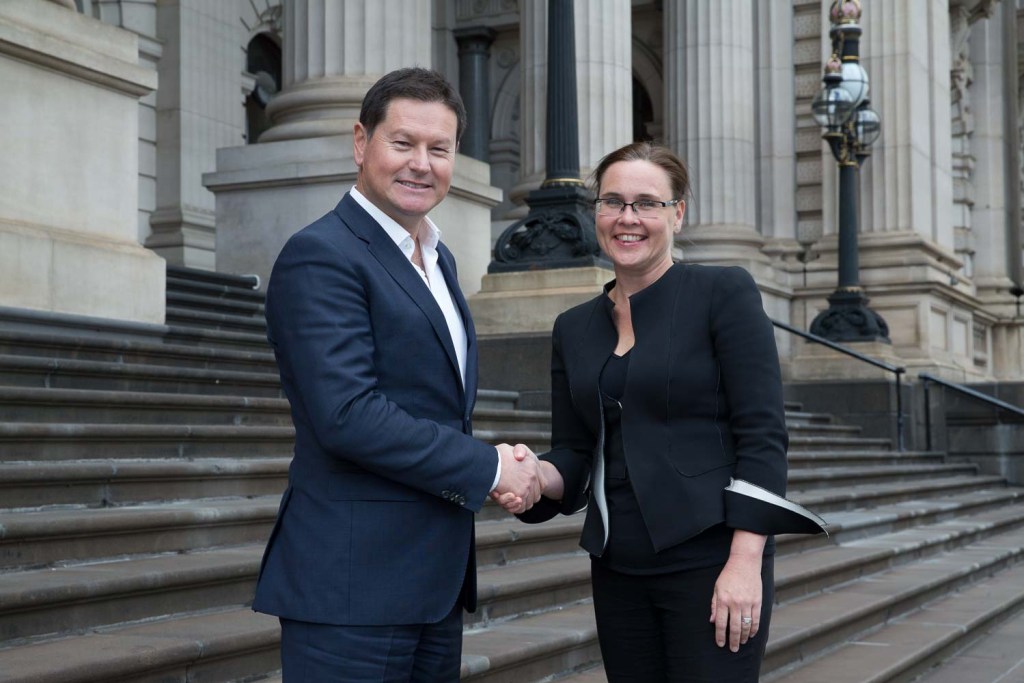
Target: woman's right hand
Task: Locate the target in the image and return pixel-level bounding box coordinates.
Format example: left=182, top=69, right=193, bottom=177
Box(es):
left=491, top=446, right=564, bottom=513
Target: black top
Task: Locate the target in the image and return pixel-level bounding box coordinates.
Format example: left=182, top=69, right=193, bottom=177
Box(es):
left=597, top=340, right=732, bottom=574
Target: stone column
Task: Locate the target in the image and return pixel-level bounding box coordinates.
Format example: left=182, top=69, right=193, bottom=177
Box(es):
left=454, top=26, right=496, bottom=162
left=0, top=0, right=164, bottom=324
left=510, top=0, right=632, bottom=212
left=664, top=0, right=767, bottom=271
left=146, top=0, right=245, bottom=271
left=966, top=8, right=1024, bottom=379
left=260, top=0, right=430, bottom=143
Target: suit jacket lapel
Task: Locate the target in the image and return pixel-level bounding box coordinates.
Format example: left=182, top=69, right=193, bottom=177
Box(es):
left=437, top=248, right=476, bottom=413
left=334, top=196, right=464, bottom=395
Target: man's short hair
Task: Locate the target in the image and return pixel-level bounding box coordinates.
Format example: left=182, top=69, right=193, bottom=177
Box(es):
left=359, top=68, right=468, bottom=145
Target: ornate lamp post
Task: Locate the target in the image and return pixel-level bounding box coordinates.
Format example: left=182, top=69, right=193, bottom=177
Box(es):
left=487, top=0, right=607, bottom=272
left=809, top=0, right=889, bottom=342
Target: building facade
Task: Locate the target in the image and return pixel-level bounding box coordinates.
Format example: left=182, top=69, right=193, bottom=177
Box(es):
left=2, top=0, right=1023, bottom=382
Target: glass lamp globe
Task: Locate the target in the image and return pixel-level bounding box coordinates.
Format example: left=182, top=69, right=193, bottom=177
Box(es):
left=812, top=85, right=856, bottom=128
left=854, top=105, right=881, bottom=147
left=838, top=61, right=869, bottom=109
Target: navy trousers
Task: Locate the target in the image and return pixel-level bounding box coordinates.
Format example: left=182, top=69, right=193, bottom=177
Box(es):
left=279, top=602, right=463, bottom=682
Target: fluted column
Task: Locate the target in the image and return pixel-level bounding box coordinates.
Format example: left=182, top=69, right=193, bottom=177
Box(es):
left=857, top=1, right=954, bottom=251
left=261, top=0, right=430, bottom=143
left=664, top=0, right=763, bottom=264
left=512, top=0, right=631, bottom=209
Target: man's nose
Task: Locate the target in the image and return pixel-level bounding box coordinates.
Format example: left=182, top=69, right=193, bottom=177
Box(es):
left=408, top=146, right=429, bottom=171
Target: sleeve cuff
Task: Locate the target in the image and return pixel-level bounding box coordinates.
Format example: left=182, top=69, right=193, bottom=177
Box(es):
left=724, top=478, right=828, bottom=536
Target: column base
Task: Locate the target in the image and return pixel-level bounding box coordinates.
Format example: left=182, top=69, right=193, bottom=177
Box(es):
left=469, top=266, right=613, bottom=336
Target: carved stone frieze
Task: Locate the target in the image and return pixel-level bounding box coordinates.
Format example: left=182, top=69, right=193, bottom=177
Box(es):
left=455, top=0, right=518, bottom=23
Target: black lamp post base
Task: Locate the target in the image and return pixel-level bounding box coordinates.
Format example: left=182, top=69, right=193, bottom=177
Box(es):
left=488, top=185, right=609, bottom=273
left=809, top=289, right=891, bottom=343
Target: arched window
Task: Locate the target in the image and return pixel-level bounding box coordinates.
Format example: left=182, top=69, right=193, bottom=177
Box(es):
left=245, top=33, right=282, bottom=144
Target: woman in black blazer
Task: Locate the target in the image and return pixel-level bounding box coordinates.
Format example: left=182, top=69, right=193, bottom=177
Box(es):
left=501, top=142, right=823, bottom=682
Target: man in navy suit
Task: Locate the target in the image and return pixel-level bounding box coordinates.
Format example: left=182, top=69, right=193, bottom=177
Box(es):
left=253, top=68, right=543, bottom=681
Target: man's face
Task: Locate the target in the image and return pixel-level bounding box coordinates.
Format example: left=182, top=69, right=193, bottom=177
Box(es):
left=353, top=98, right=458, bottom=235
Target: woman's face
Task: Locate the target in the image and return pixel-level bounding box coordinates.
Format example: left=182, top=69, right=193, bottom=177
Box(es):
left=595, top=160, right=686, bottom=279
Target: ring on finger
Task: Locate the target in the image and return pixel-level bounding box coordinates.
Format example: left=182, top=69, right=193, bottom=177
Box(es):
left=741, top=616, right=753, bottom=626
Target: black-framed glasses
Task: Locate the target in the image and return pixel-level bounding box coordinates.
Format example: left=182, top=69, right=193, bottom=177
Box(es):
left=594, top=197, right=681, bottom=218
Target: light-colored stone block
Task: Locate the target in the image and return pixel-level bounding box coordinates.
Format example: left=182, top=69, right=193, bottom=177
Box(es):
left=470, top=267, right=613, bottom=336
left=0, top=0, right=164, bottom=325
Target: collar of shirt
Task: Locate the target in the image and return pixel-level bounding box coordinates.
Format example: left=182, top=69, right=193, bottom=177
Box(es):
left=349, top=188, right=441, bottom=270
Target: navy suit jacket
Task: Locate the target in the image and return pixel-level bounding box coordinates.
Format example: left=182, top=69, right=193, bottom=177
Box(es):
left=252, top=193, right=497, bottom=626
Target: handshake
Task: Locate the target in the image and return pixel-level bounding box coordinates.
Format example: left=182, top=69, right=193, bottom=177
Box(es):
left=490, top=443, right=555, bottom=515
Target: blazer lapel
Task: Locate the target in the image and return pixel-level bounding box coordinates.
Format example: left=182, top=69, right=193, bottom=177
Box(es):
left=437, top=248, right=476, bottom=411
left=334, top=196, right=464, bottom=392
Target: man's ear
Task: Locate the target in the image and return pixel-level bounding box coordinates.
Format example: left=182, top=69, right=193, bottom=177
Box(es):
left=353, top=122, right=367, bottom=168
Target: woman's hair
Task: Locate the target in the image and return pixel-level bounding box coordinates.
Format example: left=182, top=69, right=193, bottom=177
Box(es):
left=590, top=141, right=690, bottom=200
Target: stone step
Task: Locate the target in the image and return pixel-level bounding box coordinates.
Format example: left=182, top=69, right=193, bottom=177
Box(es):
left=165, top=265, right=261, bottom=293
left=0, top=328, right=276, bottom=372
left=460, top=602, right=599, bottom=682
left=787, top=463, right=979, bottom=491
left=790, top=474, right=1007, bottom=514
left=0, top=497, right=280, bottom=570
left=777, top=486, right=1024, bottom=554
left=165, top=306, right=268, bottom=335
left=786, top=450, right=945, bottom=469
left=0, top=458, right=291, bottom=510
left=0, top=386, right=292, bottom=426
left=551, top=664, right=606, bottom=682
left=0, top=353, right=284, bottom=397
left=774, top=501, right=1024, bottom=604
left=0, top=499, right=579, bottom=572
left=762, top=525, right=1024, bottom=676
left=769, top=561, right=1024, bottom=683
left=788, top=435, right=893, bottom=451
left=0, top=422, right=295, bottom=459
left=783, top=410, right=835, bottom=427
left=166, top=283, right=265, bottom=313
left=0, top=546, right=265, bottom=644
left=912, top=586, right=1024, bottom=683
left=166, top=290, right=264, bottom=319
left=472, top=407, right=555, bottom=434
left=0, top=542, right=590, bottom=645
left=0, top=606, right=280, bottom=683
left=475, top=390, right=520, bottom=412
left=786, top=423, right=863, bottom=438
left=0, top=600, right=599, bottom=683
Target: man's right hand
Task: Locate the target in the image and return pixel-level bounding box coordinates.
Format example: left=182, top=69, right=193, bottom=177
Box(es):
left=494, top=443, right=543, bottom=512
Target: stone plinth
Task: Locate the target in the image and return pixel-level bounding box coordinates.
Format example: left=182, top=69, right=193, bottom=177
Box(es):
left=470, top=266, right=612, bottom=337
left=0, top=0, right=165, bottom=324
left=204, top=136, right=501, bottom=295
left=788, top=341, right=905, bottom=382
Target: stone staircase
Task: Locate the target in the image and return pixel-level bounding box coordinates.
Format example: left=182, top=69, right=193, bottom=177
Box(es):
left=0, top=265, right=1022, bottom=682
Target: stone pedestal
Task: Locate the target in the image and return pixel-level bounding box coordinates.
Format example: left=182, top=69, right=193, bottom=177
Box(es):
left=0, top=0, right=165, bottom=324
left=204, top=137, right=501, bottom=295
left=145, top=0, right=243, bottom=271
left=470, top=266, right=612, bottom=336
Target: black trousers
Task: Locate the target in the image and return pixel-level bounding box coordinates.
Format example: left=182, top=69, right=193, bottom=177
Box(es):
left=591, top=557, right=774, bottom=683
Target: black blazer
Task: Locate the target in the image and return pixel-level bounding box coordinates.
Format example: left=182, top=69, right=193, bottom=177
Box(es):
left=520, top=263, right=790, bottom=556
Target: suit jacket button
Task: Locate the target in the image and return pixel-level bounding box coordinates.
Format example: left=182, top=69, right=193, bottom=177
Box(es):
left=441, top=489, right=451, bottom=500
left=457, top=495, right=466, bottom=506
